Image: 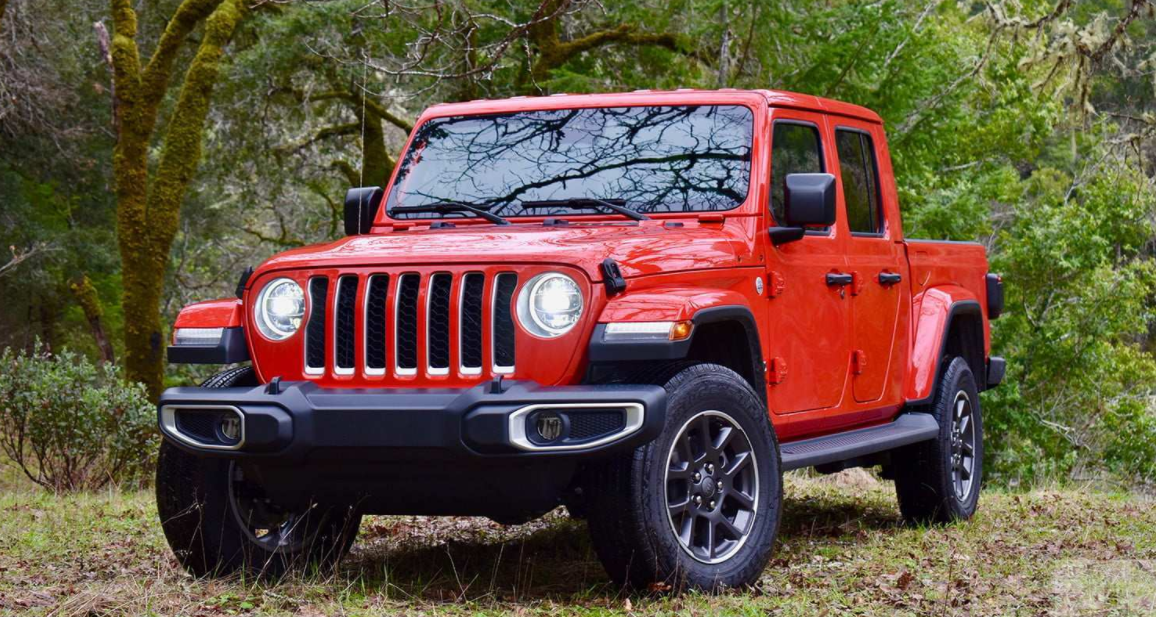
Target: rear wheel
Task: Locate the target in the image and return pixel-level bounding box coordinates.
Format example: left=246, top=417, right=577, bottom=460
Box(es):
left=156, top=367, right=361, bottom=577
left=585, top=364, right=782, bottom=591
left=893, top=356, right=984, bottom=524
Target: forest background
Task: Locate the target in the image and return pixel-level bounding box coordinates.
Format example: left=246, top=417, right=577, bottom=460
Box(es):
left=2, top=0, right=1156, bottom=488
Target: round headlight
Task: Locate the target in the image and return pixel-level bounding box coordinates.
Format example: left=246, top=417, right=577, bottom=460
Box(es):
left=254, top=278, right=305, bottom=341
left=517, top=272, right=584, bottom=338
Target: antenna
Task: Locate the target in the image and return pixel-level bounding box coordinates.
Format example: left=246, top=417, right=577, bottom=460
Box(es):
left=357, top=48, right=369, bottom=230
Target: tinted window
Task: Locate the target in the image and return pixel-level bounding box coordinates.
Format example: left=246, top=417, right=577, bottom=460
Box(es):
left=769, top=122, right=824, bottom=224
left=835, top=129, right=881, bottom=234
left=386, top=105, right=754, bottom=217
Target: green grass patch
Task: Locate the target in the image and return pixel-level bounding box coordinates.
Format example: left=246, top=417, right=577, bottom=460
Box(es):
left=1, top=471, right=1154, bottom=615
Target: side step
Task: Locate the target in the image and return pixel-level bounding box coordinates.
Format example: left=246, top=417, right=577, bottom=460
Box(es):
left=780, top=413, right=939, bottom=471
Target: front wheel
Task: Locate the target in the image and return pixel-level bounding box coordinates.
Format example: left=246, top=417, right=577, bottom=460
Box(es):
left=156, top=368, right=361, bottom=577
left=585, top=364, right=782, bottom=591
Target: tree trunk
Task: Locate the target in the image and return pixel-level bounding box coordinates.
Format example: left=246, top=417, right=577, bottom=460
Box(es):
left=108, top=0, right=247, bottom=400
left=70, top=275, right=116, bottom=364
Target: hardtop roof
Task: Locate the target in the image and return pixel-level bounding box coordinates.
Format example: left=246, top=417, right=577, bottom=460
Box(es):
left=418, top=88, right=883, bottom=125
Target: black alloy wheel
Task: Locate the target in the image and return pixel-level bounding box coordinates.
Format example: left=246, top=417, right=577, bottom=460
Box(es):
left=664, top=410, right=759, bottom=564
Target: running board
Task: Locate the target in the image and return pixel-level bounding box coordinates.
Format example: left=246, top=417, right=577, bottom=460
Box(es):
left=780, top=413, right=939, bottom=471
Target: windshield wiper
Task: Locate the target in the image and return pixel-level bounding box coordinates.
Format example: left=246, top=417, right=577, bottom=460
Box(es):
left=519, top=198, right=650, bottom=221
left=388, top=200, right=510, bottom=226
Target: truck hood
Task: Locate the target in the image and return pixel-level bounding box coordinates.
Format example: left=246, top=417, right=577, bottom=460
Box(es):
left=255, top=219, right=754, bottom=281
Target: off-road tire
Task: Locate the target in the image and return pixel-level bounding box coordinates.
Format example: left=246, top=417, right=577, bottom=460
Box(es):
left=156, top=367, right=362, bottom=578
left=585, top=363, right=782, bottom=592
left=893, top=356, right=984, bottom=524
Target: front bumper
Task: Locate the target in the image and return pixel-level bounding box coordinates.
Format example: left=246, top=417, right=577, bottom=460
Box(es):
left=157, top=379, right=667, bottom=464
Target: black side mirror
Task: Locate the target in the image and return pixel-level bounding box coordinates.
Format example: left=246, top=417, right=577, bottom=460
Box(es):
left=344, top=186, right=385, bottom=236
left=769, top=173, right=837, bottom=246
left=785, top=173, right=836, bottom=227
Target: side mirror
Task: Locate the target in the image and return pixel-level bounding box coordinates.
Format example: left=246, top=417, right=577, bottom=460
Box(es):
left=769, top=173, right=837, bottom=246
left=784, top=173, right=836, bottom=227
left=344, top=186, right=385, bottom=236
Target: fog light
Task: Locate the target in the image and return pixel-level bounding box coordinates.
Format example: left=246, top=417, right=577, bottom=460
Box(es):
left=218, top=415, right=242, bottom=444
left=535, top=412, right=564, bottom=442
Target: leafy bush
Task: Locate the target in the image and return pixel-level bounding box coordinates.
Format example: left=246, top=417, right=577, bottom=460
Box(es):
left=984, top=159, right=1156, bottom=484
left=0, top=344, right=157, bottom=491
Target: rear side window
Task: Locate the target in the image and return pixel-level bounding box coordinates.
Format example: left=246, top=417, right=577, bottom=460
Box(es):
left=835, top=129, right=882, bottom=234
left=770, top=122, right=824, bottom=224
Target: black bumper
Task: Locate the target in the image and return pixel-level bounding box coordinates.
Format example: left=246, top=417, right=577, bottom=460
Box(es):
left=157, top=379, right=667, bottom=464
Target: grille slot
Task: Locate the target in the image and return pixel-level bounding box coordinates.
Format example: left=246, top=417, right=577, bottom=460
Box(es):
left=492, top=273, right=518, bottom=372
left=395, top=274, right=421, bottom=373
left=305, top=277, right=328, bottom=372
left=334, top=276, right=359, bottom=372
left=427, top=274, right=453, bottom=372
left=459, top=273, right=485, bottom=372
left=364, top=275, right=390, bottom=373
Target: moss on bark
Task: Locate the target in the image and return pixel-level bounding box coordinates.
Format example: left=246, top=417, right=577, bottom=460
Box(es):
left=109, top=0, right=247, bottom=400
left=70, top=275, right=116, bottom=365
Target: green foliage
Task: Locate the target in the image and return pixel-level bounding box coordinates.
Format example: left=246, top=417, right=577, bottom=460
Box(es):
left=0, top=343, right=158, bottom=491
left=987, top=160, right=1156, bottom=483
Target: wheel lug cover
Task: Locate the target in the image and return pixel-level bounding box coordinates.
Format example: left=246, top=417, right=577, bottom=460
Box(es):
left=709, top=500, right=716, bottom=509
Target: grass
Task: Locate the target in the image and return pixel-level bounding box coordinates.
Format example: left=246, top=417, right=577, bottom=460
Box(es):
left=2, top=469, right=1155, bottom=616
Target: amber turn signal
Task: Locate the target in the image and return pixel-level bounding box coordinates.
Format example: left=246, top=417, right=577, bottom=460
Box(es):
left=670, top=321, right=693, bottom=341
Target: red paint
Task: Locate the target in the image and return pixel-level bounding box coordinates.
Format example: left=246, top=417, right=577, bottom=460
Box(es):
left=172, top=89, right=994, bottom=444
left=173, top=298, right=243, bottom=329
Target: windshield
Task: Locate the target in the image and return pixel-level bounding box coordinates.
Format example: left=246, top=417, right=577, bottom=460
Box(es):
left=386, top=105, right=754, bottom=219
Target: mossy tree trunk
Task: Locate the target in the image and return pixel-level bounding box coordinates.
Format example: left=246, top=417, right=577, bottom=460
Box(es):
left=308, top=88, right=412, bottom=189
left=70, top=275, right=116, bottom=365
left=107, top=0, right=247, bottom=400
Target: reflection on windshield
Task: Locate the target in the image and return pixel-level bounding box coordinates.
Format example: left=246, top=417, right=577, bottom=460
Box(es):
left=386, top=105, right=753, bottom=218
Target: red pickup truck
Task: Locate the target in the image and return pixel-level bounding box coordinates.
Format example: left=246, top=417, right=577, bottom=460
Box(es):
left=156, top=89, right=1003, bottom=590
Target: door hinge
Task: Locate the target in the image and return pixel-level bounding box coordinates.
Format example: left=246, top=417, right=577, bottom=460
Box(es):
left=769, top=357, right=788, bottom=384
left=852, top=350, right=867, bottom=375
left=768, top=271, right=786, bottom=298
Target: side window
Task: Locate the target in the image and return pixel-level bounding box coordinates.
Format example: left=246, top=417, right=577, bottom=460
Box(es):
left=835, top=129, right=882, bottom=234
left=770, top=122, right=824, bottom=224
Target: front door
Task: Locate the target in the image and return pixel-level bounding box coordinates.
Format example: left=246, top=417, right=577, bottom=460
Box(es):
left=832, top=123, right=905, bottom=403
left=764, top=112, right=852, bottom=414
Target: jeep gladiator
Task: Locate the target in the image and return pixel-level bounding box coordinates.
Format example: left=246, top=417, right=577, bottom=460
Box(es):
left=157, top=89, right=1004, bottom=590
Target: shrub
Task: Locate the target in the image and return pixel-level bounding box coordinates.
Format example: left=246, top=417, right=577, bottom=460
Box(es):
left=0, top=344, right=157, bottom=491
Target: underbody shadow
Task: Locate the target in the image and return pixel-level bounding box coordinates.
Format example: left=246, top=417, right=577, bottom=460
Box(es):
left=335, top=486, right=904, bottom=600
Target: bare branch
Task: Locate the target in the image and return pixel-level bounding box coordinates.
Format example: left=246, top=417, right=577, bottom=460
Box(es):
left=0, top=243, right=52, bottom=278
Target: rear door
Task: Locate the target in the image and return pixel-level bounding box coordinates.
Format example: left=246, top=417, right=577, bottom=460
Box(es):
left=833, top=122, right=905, bottom=403
left=764, top=111, right=851, bottom=414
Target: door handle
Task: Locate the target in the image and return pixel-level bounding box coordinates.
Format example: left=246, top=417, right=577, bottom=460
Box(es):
left=826, top=273, right=853, bottom=287
left=878, top=272, right=902, bottom=286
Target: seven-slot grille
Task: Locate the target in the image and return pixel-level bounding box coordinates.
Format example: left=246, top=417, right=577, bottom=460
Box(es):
left=303, top=271, right=518, bottom=377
